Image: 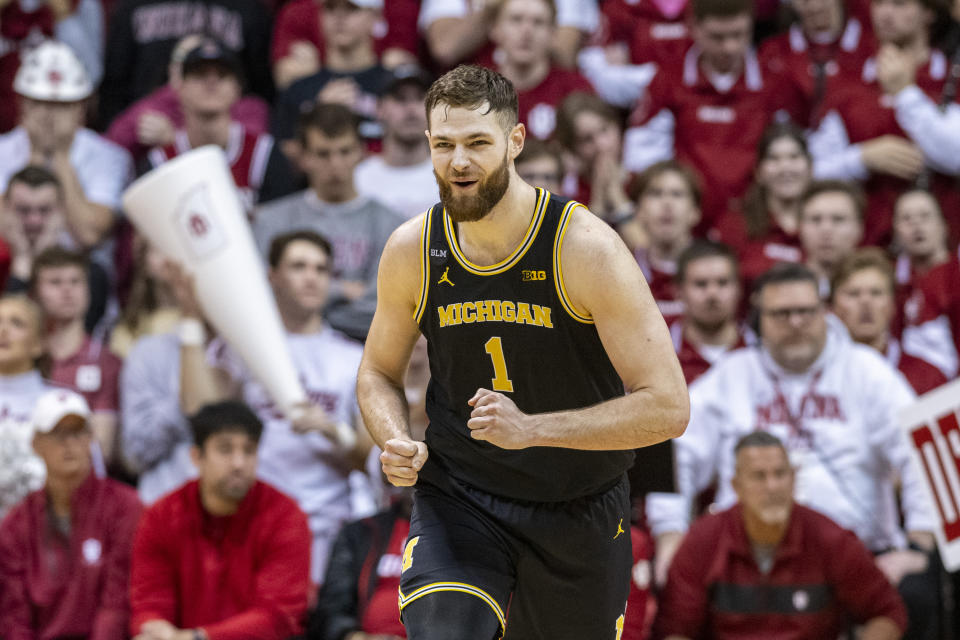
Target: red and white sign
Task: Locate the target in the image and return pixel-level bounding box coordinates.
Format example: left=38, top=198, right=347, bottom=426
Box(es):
left=900, top=378, right=960, bottom=571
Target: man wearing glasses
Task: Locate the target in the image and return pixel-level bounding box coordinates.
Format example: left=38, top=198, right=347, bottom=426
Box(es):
left=648, top=262, right=940, bottom=640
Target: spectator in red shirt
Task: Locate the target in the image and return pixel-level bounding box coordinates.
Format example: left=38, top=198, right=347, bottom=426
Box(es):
left=797, top=180, right=864, bottom=298
left=892, top=188, right=951, bottom=332
left=488, top=0, right=594, bottom=141
left=106, top=33, right=270, bottom=163
left=654, top=430, right=907, bottom=640
left=808, top=0, right=959, bottom=246
left=0, top=388, right=142, bottom=640
left=577, top=0, right=685, bottom=108
left=759, top=0, right=874, bottom=125
left=832, top=248, right=946, bottom=394
left=624, top=0, right=782, bottom=230
left=271, top=0, right=419, bottom=90
left=630, top=161, right=702, bottom=323
left=30, top=247, right=121, bottom=467
left=712, top=123, right=811, bottom=295
left=671, top=241, right=746, bottom=386
left=130, top=400, right=311, bottom=640
left=901, top=243, right=960, bottom=381
left=145, top=38, right=296, bottom=215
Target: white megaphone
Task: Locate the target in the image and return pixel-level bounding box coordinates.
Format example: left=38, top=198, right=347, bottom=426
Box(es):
left=122, top=145, right=308, bottom=420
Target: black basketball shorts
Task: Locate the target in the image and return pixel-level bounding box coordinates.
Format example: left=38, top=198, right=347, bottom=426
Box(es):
left=398, top=471, right=632, bottom=639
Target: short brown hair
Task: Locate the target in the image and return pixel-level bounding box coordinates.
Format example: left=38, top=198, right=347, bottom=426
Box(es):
left=553, top=91, right=620, bottom=152
left=30, top=247, right=88, bottom=290
left=800, top=180, right=866, bottom=222
left=297, top=102, right=361, bottom=145
left=693, top=0, right=754, bottom=21
left=629, top=160, right=702, bottom=208
left=6, top=165, right=62, bottom=200
left=424, top=65, right=518, bottom=131
left=268, top=230, right=333, bottom=268
left=830, top=248, right=895, bottom=301
left=676, top=240, right=739, bottom=283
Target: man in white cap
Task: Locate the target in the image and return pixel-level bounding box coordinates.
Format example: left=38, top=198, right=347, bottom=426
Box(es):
left=0, top=388, right=142, bottom=638
left=0, top=40, right=133, bottom=250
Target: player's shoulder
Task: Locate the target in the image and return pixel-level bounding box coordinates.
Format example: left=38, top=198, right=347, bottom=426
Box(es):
left=384, top=207, right=431, bottom=255
left=378, top=208, right=434, bottom=296
left=555, top=200, right=633, bottom=267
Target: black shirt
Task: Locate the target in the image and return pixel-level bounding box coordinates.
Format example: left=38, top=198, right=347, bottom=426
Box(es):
left=417, top=189, right=634, bottom=502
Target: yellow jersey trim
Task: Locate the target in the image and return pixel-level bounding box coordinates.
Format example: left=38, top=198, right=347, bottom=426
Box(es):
left=553, top=201, right=593, bottom=324
left=442, top=188, right=548, bottom=276
left=413, top=208, right=432, bottom=324
left=399, top=581, right=506, bottom=629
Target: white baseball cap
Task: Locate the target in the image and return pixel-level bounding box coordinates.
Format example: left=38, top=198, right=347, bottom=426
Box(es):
left=32, top=389, right=91, bottom=435
left=14, top=40, right=93, bottom=102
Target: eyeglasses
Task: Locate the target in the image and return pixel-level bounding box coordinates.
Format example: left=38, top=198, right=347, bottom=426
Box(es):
left=760, top=304, right=822, bottom=323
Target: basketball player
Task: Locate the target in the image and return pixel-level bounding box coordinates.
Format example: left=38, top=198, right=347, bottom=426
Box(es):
left=356, top=65, right=689, bottom=639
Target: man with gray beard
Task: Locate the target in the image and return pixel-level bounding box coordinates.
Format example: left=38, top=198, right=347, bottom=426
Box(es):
left=655, top=432, right=907, bottom=640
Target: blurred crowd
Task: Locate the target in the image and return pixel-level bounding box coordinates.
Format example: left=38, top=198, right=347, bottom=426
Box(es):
left=0, top=0, right=959, bottom=637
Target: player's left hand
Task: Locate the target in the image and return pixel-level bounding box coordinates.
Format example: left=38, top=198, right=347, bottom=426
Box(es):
left=467, top=388, right=535, bottom=449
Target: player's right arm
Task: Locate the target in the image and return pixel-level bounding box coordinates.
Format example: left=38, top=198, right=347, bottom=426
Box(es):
left=357, top=215, right=429, bottom=487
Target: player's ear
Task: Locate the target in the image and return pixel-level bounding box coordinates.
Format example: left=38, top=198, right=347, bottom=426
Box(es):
left=508, top=123, right=525, bottom=161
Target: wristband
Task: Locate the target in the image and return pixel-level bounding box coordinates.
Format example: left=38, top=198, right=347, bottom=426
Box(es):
left=178, top=318, right=206, bottom=347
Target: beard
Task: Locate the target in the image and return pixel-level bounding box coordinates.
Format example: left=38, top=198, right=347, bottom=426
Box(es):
left=688, top=302, right=731, bottom=334
left=436, top=153, right=511, bottom=223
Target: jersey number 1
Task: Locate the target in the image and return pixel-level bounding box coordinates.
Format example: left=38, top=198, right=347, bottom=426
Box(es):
left=484, top=337, right=514, bottom=393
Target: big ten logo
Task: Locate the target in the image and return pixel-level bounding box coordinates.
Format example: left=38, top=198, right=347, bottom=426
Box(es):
left=522, top=270, right=546, bottom=282
left=910, top=408, right=960, bottom=543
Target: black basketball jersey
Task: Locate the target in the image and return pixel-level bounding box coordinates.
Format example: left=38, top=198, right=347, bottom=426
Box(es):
left=416, top=189, right=634, bottom=502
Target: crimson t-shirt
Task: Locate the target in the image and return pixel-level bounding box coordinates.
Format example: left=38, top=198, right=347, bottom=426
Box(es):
left=49, top=336, right=121, bottom=413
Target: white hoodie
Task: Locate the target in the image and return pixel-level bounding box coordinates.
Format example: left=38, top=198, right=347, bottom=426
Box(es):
left=648, top=316, right=937, bottom=552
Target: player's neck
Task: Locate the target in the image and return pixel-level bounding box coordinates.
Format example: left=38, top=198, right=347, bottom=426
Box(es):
left=185, top=112, right=232, bottom=149
left=498, top=57, right=550, bottom=92
left=382, top=134, right=430, bottom=167
left=684, top=318, right=738, bottom=348
left=325, top=42, right=376, bottom=72
left=455, top=179, right=539, bottom=265
left=45, top=318, right=86, bottom=361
